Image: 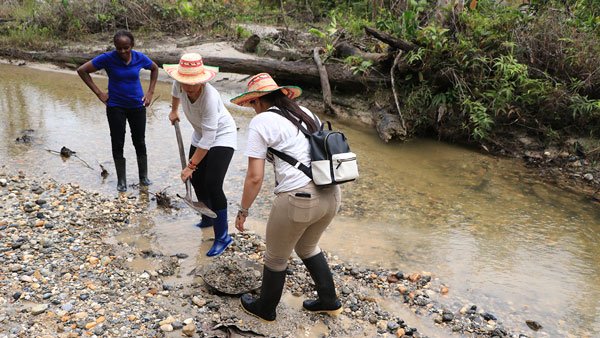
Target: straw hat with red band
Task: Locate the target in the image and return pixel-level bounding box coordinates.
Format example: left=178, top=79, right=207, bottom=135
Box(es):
left=162, top=53, right=219, bottom=85
left=230, top=73, right=302, bottom=106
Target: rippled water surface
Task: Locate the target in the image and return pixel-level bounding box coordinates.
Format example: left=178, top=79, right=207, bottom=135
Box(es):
left=1, top=62, right=599, bottom=336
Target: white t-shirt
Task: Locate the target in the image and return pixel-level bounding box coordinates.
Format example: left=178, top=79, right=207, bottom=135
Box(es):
left=245, top=106, right=318, bottom=194
left=172, top=81, right=237, bottom=150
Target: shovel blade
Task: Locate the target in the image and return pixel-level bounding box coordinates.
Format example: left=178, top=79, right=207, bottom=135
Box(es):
left=177, top=194, right=217, bottom=218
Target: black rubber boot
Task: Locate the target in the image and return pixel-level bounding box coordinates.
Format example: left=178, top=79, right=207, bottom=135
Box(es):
left=302, top=251, right=343, bottom=315
left=240, top=266, right=286, bottom=322
left=114, top=158, right=127, bottom=192
left=137, top=155, right=152, bottom=186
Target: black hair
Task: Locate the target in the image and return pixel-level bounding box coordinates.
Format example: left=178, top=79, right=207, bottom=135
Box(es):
left=113, top=30, right=135, bottom=46
left=260, top=90, right=319, bottom=133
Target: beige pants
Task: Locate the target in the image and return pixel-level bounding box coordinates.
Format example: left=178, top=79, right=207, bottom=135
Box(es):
left=264, top=182, right=341, bottom=271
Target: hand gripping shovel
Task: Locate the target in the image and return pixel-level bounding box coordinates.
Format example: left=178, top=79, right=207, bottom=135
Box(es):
left=173, top=121, right=217, bottom=218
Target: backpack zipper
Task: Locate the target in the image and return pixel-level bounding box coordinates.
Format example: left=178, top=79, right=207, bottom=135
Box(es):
left=335, top=156, right=356, bottom=169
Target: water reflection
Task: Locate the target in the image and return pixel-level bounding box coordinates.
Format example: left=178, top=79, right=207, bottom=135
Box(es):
left=1, top=62, right=599, bottom=337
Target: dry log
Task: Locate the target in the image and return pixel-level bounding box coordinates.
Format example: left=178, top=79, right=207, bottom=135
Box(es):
left=390, top=51, right=407, bottom=135
left=312, top=47, right=339, bottom=116
left=364, top=26, right=417, bottom=52
left=334, top=41, right=387, bottom=64
left=264, top=48, right=304, bottom=61
left=0, top=48, right=389, bottom=93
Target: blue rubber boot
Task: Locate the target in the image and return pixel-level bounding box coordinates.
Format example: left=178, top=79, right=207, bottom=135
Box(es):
left=206, top=208, right=232, bottom=257
left=195, top=214, right=214, bottom=228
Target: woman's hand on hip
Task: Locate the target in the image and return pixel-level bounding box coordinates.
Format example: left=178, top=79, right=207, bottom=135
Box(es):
left=97, top=91, right=109, bottom=105
left=181, top=167, right=194, bottom=182
left=169, top=111, right=180, bottom=125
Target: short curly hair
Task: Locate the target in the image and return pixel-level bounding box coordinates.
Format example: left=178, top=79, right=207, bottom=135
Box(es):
left=113, top=30, right=135, bottom=46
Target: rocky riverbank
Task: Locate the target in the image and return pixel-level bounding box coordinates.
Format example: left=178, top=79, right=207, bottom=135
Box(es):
left=0, top=168, right=537, bottom=338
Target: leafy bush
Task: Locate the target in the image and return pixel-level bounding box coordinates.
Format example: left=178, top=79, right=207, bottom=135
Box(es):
left=387, top=0, right=600, bottom=142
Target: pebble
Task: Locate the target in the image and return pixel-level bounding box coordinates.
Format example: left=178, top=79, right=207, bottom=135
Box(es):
left=192, top=296, right=206, bottom=307
left=30, top=304, right=49, bottom=315
left=182, top=323, right=195, bottom=336
left=160, top=324, right=173, bottom=332
left=12, top=292, right=22, bottom=301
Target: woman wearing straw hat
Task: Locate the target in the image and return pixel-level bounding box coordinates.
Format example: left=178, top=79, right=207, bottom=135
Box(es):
left=163, top=53, right=237, bottom=257
left=77, top=30, right=158, bottom=192
left=231, top=73, right=342, bottom=321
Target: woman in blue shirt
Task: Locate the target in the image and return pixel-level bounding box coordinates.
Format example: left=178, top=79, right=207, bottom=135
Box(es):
left=77, top=30, right=159, bottom=192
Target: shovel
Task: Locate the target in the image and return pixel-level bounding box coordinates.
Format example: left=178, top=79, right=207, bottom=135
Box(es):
left=173, top=121, right=217, bottom=218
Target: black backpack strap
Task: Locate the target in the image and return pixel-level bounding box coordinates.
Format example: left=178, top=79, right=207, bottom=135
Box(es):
left=267, top=147, right=312, bottom=179
left=267, top=108, right=314, bottom=137
left=265, top=108, right=313, bottom=179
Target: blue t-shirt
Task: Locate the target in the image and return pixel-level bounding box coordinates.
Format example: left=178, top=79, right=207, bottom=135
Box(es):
left=92, top=50, right=153, bottom=108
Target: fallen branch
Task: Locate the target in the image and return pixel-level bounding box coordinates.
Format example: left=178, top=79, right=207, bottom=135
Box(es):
left=71, top=154, right=93, bottom=170
left=364, top=26, right=417, bottom=52
left=149, top=186, right=174, bottom=209
left=390, top=51, right=407, bottom=134
left=46, top=148, right=94, bottom=170
left=312, top=47, right=340, bottom=116
left=148, top=94, right=160, bottom=108
left=587, top=145, right=600, bottom=155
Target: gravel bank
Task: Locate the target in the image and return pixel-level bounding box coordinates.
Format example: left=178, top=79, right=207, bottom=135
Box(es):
left=0, top=169, right=528, bottom=338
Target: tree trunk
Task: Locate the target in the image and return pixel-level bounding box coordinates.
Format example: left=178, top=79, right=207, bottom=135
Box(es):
left=313, top=47, right=339, bottom=116
left=0, top=48, right=390, bottom=93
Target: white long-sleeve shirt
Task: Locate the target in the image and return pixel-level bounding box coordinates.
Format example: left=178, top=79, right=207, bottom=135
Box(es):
left=172, top=81, right=237, bottom=150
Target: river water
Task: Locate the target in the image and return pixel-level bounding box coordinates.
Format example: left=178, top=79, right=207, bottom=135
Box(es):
left=1, top=61, right=599, bottom=337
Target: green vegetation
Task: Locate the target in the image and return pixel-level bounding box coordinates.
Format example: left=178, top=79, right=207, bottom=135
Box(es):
left=398, top=0, right=600, bottom=144
left=1, top=0, right=599, bottom=150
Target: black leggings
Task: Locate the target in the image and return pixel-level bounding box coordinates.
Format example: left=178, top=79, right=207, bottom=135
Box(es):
left=106, top=106, right=147, bottom=160
left=189, top=145, right=234, bottom=211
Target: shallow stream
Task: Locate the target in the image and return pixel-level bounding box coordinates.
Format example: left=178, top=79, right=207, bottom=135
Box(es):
left=1, top=62, right=599, bottom=337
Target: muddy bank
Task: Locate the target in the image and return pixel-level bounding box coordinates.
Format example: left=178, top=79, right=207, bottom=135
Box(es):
left=0, top=169, right=537, bottom=337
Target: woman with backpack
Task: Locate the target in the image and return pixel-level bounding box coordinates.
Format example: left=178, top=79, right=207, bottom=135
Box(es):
left=231, top=73, right=342, bottom=321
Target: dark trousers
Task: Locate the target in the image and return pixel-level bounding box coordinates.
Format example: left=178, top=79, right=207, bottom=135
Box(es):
left=106, top=106, right=147, bottom=160
left=189, top=145, right=234, bottom=211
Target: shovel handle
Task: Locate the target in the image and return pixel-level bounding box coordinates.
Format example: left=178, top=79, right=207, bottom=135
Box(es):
left=174, top=121, right=214, bottom=218
left=174, top=122, right=194, bottom=197
left=174, top=121, right=187, bottom=170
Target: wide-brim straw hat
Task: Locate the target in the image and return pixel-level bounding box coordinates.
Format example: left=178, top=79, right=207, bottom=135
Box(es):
left=230, top=73, right=302, bottom=106
left=163, top=53, right=218, bottom=85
